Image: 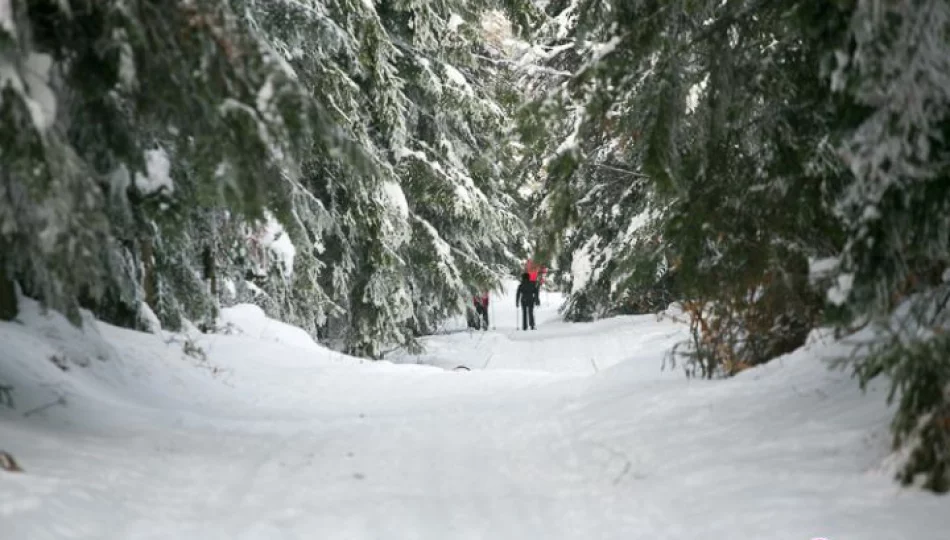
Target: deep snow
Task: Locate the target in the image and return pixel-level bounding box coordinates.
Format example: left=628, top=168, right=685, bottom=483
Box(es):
left=0, top=283, right=947, bottom=540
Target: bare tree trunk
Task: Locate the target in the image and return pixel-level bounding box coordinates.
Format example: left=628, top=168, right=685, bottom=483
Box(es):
left=0, top=263, right=17, bottom=321
left=141, top=236, right=157, bottom=307
left=202, top=244, right=217, bottom=296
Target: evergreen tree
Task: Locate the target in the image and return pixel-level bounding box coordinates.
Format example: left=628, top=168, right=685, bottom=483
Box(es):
left=819, top=0, right=950, bottom=492
left=0, top=0, right=315, bottom=329
left=242, top=0, right=531, bottom=356
left=0, top=0, right=536, bottom=361
left=524, top=0, right=839, bottom=366
left=522, top=0, right=950, bottom=491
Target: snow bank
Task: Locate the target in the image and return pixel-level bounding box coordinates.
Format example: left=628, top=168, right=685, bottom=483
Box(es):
left=0, top=296, right=368, bottom=438
left=0, top=298, right=182, bottom=427
left=568, top=324, right=944, bottom=539
left=217, top=303, right=318, bottom=351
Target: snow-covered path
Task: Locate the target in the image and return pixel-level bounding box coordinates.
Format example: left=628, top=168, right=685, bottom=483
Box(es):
left=1, top=287, right=947, bottom=539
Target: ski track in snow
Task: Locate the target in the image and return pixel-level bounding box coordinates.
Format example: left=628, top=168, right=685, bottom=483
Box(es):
left=1, top=283, right=948, bottom=540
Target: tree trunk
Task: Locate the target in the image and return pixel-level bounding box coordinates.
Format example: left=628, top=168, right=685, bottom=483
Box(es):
left=0, top=264, right=17, bottom=321
left=141, top=237, right=157, bottom=307
left=202, top=244, right=217, bottom=296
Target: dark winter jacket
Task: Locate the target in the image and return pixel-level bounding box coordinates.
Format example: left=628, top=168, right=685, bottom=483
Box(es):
left=515, top=280, right=539, bottom=307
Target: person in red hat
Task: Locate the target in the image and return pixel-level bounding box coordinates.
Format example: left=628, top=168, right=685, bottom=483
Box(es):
left=525, top=259, right=539, bottom=283
left=525, top=259, right=547, bottom=296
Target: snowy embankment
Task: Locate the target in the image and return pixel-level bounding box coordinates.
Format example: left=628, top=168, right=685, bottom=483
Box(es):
left=0, top=285, right=947, bottom=540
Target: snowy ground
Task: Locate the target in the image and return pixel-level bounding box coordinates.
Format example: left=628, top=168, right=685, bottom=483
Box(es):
left=1, top=283, right=947, bottom=540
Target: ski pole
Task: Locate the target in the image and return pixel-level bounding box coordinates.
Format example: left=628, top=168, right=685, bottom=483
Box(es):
left=491, top=300, right=496, bottom=330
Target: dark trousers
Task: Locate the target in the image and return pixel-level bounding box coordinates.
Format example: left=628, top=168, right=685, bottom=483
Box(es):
left=521, top=304, right=535, bottom=330
left=475, top=304, right=488, bottom=329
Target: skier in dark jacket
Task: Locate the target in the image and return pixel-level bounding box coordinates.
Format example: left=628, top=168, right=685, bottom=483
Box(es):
left=515, top=272, right=540, bottom=330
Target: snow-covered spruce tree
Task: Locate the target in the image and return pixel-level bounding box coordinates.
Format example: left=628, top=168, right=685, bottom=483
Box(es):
left=819, top=0, right=950, bottom=492
left=649, top=1, right=844, bottom=377
left=227, top=0, right=376, bottom=342
left=525, top=0, right=840, bottom=374
left=1, top=0, right=533, bottom=360
left=379, top=2, right=530, bottom=339
left=514, top=0, right=677, bottom=322
left=349, top=1, right=535, bottom=353
left=0, top=0, right=316, bottom=331
left=241, top=0, right=532, bottom=356
left=526, top=0, right=950, bottom=491
left=237, top=0, right=411, bottom=356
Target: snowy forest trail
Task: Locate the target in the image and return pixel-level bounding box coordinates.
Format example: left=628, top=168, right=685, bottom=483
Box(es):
left=1, top=286, right=948, bottom=540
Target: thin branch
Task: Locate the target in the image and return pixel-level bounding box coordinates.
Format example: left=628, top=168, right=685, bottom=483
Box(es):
left=682, top=0, right=773, bottom=53
left=588, top=162, right=651, bottom=178
left=472, top=54, right=572, bottom=77
left=22, top=395, right=67, bottom=418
